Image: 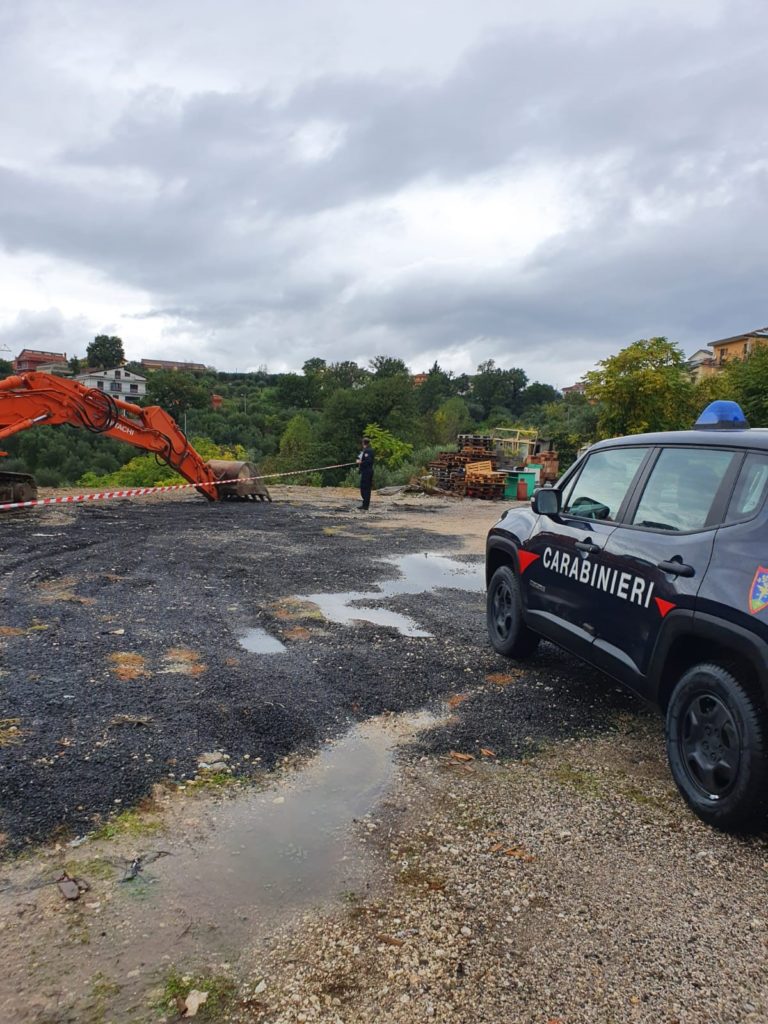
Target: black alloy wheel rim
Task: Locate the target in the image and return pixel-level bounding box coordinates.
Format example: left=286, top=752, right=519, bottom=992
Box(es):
left=491, top=579, right=514, bottom=640
left=679, top=691, right=741, bottom=800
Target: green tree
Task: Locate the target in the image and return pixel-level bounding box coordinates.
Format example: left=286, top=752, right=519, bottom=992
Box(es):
left=528, top=394, right=600, bottom=466
left=318, top=388, right=369, bottom=465
left=472, top=360, right=528, bottom=418
left=302, top=357, right=327, bottom=377
left=369, top=355, right=410, bottom=378
left=86, top=334, right=125, bottom=369
left=274, top=373, right=317, bottom=409
left=433, top=396, right=472, bottom=444
left=276, top=414, right=316, bottom=468
left=362, top=423, right=414, bottom=468
left=0, top=358, right=12, bottom=378
left=146, top=371, right=209, bottom=421
left=416, top=362, right=454, bottom=414
left=584, top=337, right=694, bottom=436
left=324, top=360, right=369, bottom=393
left=519, top=381, right=561, bottom=412
left=723, top=345, right=768, bottom=425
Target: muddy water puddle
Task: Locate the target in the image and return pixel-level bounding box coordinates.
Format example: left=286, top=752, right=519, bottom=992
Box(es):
left=0, top=710, right=441, bottom=1023
left=300, top=551, right=483, bottom=637
left=238, top=626, right=287, bottom=653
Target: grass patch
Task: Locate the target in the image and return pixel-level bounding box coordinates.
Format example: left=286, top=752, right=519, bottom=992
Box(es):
left=550, top=764, right=603, bottom=798
left=64, top=857, right=116, bottom=881
left=269, top=598, right=325, bottom=622
left=397, top=864, right=447, bottom=891
left=85, top=973, right=122, bottom=1024
left=92, top=808, right=164, bottom=841
left=0, top=718, right=22, bottom=747
left=185, top=771, right=242, bottom=793
left=619, top=782, right=676, bottom=812
left=158, top=968, right=237, bottom=1020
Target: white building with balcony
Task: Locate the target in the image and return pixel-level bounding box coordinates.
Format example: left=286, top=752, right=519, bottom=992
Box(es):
left=73, top=366, right=147, bottom=399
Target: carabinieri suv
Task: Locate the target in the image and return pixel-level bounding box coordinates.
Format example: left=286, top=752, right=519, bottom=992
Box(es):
left=485, top=401, right=768, bottom=831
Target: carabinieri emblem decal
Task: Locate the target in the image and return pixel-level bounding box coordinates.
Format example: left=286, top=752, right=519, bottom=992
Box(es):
left=749, top=566, right=768, bottom=615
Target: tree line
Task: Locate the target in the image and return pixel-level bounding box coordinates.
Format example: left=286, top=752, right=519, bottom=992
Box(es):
left=1, top=333, right=765, bottom=490
left=0, top=341, right=588, bottom=487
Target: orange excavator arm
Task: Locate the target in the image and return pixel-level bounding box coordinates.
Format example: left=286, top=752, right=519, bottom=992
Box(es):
left=0, top=372, right=223, bottom=499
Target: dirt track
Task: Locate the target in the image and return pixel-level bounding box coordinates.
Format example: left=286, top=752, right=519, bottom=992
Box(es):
left=1, top=487, right=767, bottom=1024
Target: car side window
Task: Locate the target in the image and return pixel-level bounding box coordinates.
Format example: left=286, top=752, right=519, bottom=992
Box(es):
left=561, top=447, right=648, bottom=521
left=632, top=447, right=735, bottom=532
left=725, top=452, right=768, bottom=522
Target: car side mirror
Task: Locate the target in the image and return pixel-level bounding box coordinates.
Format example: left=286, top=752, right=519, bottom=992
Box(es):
left=531, top=487, right=561, bottom=516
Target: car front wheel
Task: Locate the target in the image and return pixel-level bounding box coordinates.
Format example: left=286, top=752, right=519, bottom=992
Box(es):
left=486, top=564, right=539, bottom=659
left=665, top=663, right=768, bottom=831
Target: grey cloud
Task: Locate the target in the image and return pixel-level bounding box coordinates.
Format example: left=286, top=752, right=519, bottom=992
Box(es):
left=65, top=14, right=768, bottom=216
left=0, top=308, right=91, bottom=353
left=0, top=2, right=767, bottom=378
left=342, top=170, right=768, bottom=371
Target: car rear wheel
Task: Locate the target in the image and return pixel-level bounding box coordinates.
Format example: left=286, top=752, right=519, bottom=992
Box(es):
left=665, top=663, right=768, bottom=831
left=486, top=564, right=539, bottom=659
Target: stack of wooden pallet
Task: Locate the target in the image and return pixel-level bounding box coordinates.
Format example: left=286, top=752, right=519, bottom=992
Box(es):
left=464, top=460, right=507, bottom=500
left=428, top=436, right=513, bottom=500
left=525, top=450, right=559, bottom=482
left=427, top=450, right=480, bottom=490
left=457, top=434, right=494, bottom=451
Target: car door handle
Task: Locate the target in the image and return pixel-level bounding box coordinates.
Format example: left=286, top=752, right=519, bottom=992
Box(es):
left=575, top=539, right=600, bottom=554
left=657, top=558, right=695, bottom=578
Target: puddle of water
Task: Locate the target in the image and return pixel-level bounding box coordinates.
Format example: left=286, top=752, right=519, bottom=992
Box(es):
left=238, top=626, right=287, bottom=653
left=301, top=551, right=483, bottom=637
left=297, top=590, right=432, bottom=637
left=0, top=710, right=442, bottom=1023
left=160, top=710, right=439, bottom=920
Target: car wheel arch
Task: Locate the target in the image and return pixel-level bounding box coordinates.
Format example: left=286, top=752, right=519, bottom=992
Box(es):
left=485, top=536, right=522, bottom=585
left=655, top=630, right=764, bottom=713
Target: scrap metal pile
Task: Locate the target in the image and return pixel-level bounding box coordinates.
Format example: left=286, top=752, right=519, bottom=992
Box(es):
left=427, top=431, right=559, bottom=501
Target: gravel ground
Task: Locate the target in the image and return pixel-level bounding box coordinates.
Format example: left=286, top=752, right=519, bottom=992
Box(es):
left=237, top=721, right=768, bottom=1024
left=1, top=488, right=767, bottom=1024
left=0, top=489, right=622, bottom=853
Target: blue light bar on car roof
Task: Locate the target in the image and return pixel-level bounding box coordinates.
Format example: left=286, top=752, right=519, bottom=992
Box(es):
left=694, top=400, right=749, bottom=430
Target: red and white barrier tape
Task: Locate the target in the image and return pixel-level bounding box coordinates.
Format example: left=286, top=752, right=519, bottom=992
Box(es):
left=0, top=462, right=356, bottom=512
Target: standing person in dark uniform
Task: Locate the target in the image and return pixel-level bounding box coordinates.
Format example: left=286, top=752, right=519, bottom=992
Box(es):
left=357, top=436, right=375, bottom=510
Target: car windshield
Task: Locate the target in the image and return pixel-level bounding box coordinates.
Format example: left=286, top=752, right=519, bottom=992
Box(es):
left=562, top=447, right=648, bottom=521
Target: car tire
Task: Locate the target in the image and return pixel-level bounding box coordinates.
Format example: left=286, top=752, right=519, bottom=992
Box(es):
left=486, top=564, right=539, bottom=659
left=665, top=663, right=768, bottom=831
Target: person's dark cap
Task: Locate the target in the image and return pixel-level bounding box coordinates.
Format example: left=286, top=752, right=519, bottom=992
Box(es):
left=362, top=436, right=371, bottom=444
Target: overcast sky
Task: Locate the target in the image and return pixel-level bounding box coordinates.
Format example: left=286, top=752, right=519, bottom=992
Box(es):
left=0, top=0, right=766, bottom=386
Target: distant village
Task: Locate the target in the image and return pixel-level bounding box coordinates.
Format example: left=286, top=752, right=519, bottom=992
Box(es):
left=4, top=353, right=209, bottom=400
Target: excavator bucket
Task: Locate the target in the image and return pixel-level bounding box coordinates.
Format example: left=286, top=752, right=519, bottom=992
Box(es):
left=0, top=472, right=37, bottom=504
left=207, top=460, right=271, bottom=502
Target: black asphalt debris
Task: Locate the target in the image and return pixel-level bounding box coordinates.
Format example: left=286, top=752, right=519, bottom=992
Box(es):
left=0, top=497, right=647, bottom=854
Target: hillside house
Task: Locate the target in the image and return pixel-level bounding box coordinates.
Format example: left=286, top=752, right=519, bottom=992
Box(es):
left=74, top=367, right=147, bottom=398
left=708, top=328, right=768, bottom=367
left=12, top=348, right=68, bottom=373
left=686, top=348, right=718, bottom=381
left=561, top=381, right=587, bottom=396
